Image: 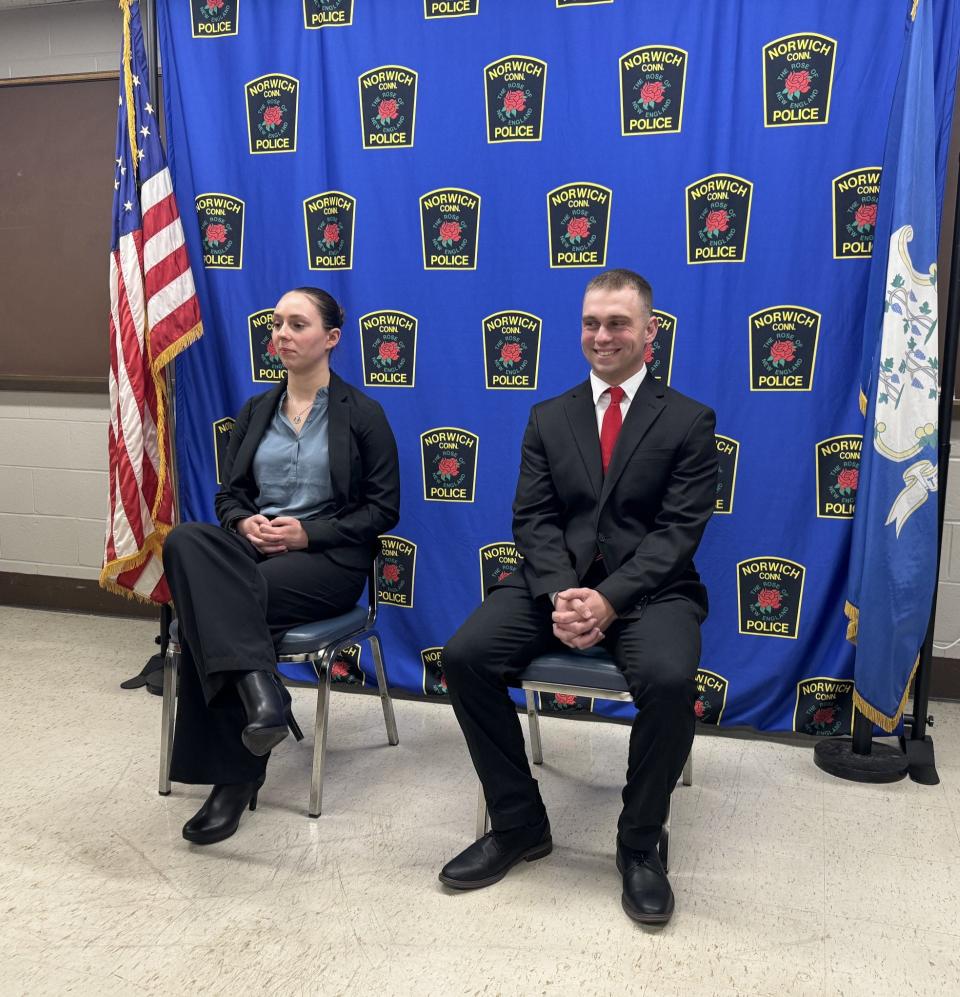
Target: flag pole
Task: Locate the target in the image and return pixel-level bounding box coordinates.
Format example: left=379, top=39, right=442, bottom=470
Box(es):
left=815, top=132, right=960, bottom=787
left=142, top=0, right=177, bottom=668
left=126, top=0, right=175, bottom=692
left=903, top=147, right=960, bottom=785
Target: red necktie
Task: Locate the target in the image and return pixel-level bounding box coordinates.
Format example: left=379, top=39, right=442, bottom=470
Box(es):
left=600, top=385, right=625, bottom=474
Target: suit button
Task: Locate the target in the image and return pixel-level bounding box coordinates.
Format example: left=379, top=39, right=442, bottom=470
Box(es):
left=598, top=534, right=608, bottom=543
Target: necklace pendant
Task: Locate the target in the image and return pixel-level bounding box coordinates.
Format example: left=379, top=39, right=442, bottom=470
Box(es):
left=294, top=414, right=301, bottom=424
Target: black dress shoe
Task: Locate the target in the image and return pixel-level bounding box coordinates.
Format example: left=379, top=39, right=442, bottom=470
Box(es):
left=616, top=838, right=675, bottom=924
left=235, top=670, right=302, bottom=756
left=182, top=776, right=265, bottom=845
left=439, top=815, right=552, bottom=890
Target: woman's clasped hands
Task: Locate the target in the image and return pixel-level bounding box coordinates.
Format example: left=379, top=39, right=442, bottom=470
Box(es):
left=237, top=514, right=308, bottom=555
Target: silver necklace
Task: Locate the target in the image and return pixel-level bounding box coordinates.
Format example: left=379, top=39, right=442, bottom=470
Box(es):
left=290, top=400, right=313, bottom=425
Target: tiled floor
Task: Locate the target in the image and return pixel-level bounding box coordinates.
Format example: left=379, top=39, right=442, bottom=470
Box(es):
left=2, top=606, right=959, bottom=996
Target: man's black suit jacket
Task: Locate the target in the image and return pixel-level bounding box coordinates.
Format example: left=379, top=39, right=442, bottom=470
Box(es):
left=502, top=372, right=718, bottom=617
left=213, top=370, right=400, bottom=571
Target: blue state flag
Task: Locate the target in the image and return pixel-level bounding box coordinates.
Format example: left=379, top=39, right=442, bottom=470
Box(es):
left=846, top=0, right=940, bottom=732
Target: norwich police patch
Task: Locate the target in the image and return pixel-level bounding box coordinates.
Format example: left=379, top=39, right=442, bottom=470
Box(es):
left=421, top=428, right=479, bottom=502
left=248, top=308, right=286, bottom=384
left=303, top=0, right=353, bottom=28
left=377, top=535, right=417, bottom=609
left=212, top=417, right=235, bottom=484
left=421, top=647, right=447, bottom=696
left=763, top=32, right=836, bottom=127
left=694, top=669, right=728, bottom=725
left=330, top=645, right=365, bottom=686
left=794, top=677, right=854, bottom=736
left=538, top=692, right=591, bottom=713
left=482, top=310, right=541, bottom=390
left=749, top=306, right=821, bottom=391
left=359, top=65, right=417, bottom=149
left=714, top=435, right=739, bottom=515
left=479, top=541, right=523, bottom=598
left=303, top=191, right=355, bottom=270
left=484, top=55, right=546, bottom=143
left=191, top=0, right=238, bottom=38
left=619, top=45, right=687, bottom=135
left=196, top=193, right=244, bottom=269
left=738, top=557, right=806, bottom=640
left=547, top=182, right=612, bottom=268
left=815, top=435, right=862, bottom=519
left=833, top=167, right=881, bottom=259
left=420, top=188, right=480, bottom=270
left=424, top=0, right=478, bottom=18
left=686, top=173, right=752, bottom=264
left=649, top=309, right=676, bottom=384
left=360, top=310, right=417, bottom=388
left=245, top=73, right=298, bottom=154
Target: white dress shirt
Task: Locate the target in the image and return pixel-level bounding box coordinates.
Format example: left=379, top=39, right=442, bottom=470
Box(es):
left=589, top=364, right=647, bottom=435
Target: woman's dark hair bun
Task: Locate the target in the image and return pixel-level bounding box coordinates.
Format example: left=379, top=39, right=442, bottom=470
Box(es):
left=291, top=286, right=344, bottom=330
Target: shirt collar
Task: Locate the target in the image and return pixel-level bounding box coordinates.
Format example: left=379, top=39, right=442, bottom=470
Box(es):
left=590, top=365, right=647, bottom=406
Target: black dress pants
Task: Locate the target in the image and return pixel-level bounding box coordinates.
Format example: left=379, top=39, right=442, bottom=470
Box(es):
left=442, top=584, right=704, bottom=852
left=162, top=522, right=366, bottom=785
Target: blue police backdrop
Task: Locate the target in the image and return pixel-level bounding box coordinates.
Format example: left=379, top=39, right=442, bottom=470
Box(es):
left=157, top=0, right=960, bottom=733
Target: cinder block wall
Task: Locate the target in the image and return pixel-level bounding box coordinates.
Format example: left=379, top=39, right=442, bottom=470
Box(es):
left=0, top=0, right=118, bottom=79
left=0, top=392, right=109, bottom=580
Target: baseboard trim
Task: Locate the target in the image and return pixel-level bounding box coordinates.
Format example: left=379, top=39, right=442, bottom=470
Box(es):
left=0, top=571, right=158, bottom=620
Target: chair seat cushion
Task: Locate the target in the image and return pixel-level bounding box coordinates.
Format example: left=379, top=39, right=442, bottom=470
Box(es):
left=518, top=646, right=628, bottom=694
left=169, top=606, right=368, bottom=657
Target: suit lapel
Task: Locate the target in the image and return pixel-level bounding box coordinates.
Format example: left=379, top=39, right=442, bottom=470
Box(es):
left=598, top=373, right=666, bottom=509
left=327, top=370, right=351, bottom=504
left=564, top=380, right=602, bottom=500
left=231, top=383, right=284, bottom=480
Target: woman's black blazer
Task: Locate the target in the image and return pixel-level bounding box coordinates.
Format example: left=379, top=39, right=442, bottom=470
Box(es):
left=213, top=371, right=400, bottom=570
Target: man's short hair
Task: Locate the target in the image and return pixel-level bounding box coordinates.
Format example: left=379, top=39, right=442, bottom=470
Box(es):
left=584, top=269, right=653, bottom=313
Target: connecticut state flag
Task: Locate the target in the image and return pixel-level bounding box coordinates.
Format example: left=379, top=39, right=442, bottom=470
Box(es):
left=845, top=0, right=940, bottom=732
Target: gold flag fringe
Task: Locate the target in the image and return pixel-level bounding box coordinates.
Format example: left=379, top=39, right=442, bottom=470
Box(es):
left=99, top=527, right=171, bottom=604
left=119, top=1, right=138, bottom=175
left=854, top=655, right=918, bottom=733
left=844, top=600, right=918, bottom=732
left=844, top=600, right=859, bottom=642
left=149, top=321, right=203, bottom=522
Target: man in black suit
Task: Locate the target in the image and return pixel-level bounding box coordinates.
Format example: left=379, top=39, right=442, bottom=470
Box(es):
left=440, top=269, right=717, bottom=923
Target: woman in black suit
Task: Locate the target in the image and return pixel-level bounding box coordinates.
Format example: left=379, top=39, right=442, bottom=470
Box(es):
left=162, top=286, right=400, bottom=844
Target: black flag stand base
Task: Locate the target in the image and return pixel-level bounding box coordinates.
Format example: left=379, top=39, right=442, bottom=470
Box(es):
left=902, top=734, right=939, bottom=786
left=813, top=709, right=908, bottom=784
left=119, top=604, right=172, bottom=697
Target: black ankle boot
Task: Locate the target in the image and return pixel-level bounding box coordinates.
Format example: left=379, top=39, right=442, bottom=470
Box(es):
left=235, top=670, right=299, bottom=756
left=182, top=776, right=265, bottom=845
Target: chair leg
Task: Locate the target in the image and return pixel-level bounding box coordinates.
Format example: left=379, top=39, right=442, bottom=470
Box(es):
left=659, top=797, right=671, bottom=873
left=525, top=689, right=543, bottom=765
left=682, top=746, right=693, bottom=787
left=475, top=781, right=490, bottom=839
left=158, top=648, right=178, bottom=796
left=309, top=650, right=333, bottom=818
left=370, top=634, right=399, bottom=746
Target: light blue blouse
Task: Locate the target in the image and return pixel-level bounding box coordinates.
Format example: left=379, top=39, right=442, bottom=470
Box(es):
left=251, top=387, right=336, bottom=519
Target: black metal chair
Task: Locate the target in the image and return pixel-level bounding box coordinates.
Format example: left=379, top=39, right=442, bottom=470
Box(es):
left=158, top=563, right=398, bottom=817
left=475, top=646, right=694, bottom=870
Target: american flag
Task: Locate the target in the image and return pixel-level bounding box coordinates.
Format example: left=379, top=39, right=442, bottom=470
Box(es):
left=100, top=0, right=202, bottom=603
